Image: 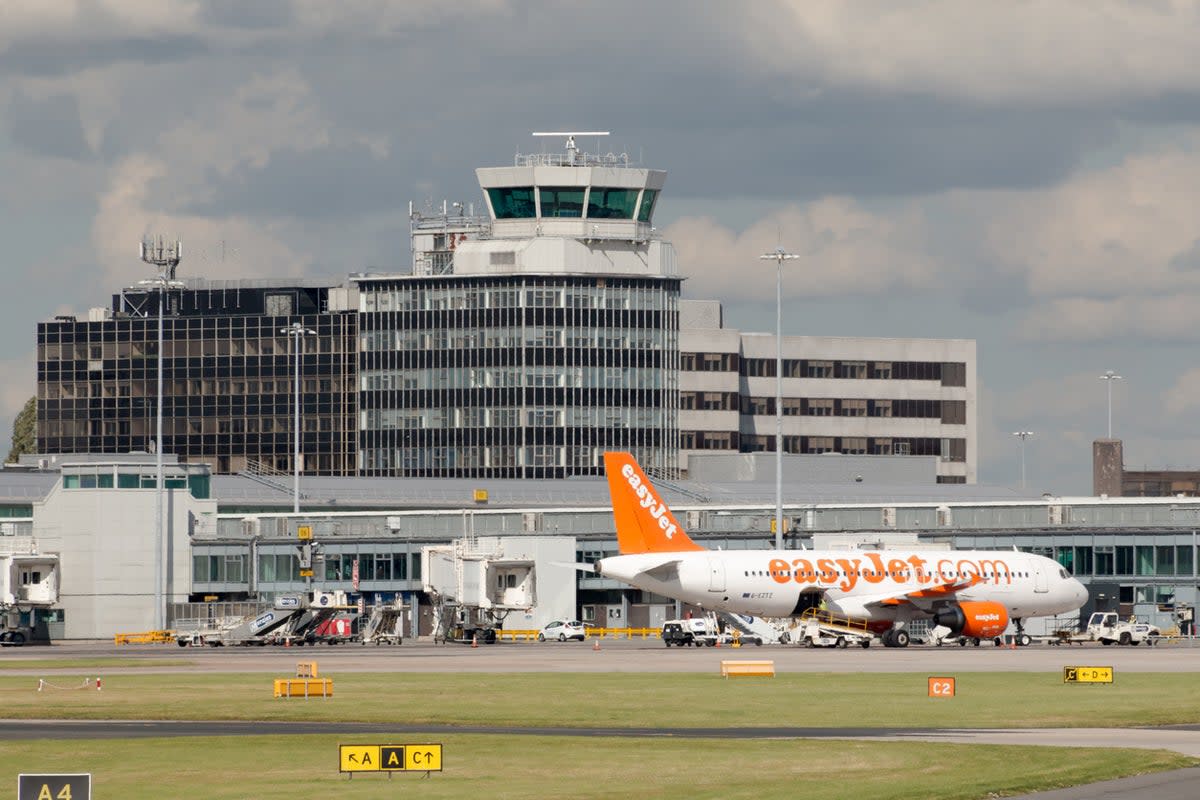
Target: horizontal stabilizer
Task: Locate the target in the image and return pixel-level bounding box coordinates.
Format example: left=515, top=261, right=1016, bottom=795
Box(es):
left=550, top=561, right=599, bottom=574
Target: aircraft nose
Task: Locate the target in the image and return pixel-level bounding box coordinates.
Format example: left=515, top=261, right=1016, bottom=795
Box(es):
left=1071, top=579, right=1088, bottom=607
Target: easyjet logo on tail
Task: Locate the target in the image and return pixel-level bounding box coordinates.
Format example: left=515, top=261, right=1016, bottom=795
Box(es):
left=622, top=463, right=679, bottom=541
left=604, top=452, right=704, bottom=554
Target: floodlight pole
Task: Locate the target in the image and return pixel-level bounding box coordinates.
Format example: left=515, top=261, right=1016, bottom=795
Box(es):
left=140, top=237, right=182, bottom=632
left=283, top=323, right=316, bottom=514
left=760, top=247, right=799, bottom=550
left=1012, top=431, right=1033, bottom=489
left=1099, top=370, right=1123, bottom=438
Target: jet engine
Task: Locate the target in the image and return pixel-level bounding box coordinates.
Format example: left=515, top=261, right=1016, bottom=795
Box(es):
left=933, top=601, right=1009, bottom=639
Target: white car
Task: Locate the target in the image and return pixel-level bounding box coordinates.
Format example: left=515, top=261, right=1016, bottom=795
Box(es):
left=538, top=620, right=586, bottom=642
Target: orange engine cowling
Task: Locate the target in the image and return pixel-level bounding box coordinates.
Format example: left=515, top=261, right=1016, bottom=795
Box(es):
left=933, top=601, right=1009, bottom=640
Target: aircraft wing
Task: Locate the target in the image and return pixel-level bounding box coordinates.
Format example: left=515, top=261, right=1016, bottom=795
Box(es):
left=858, top=576, right=984, bottom=611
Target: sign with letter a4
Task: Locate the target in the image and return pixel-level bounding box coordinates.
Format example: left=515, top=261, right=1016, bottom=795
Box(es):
left=18, top=774, right=92, bottom=800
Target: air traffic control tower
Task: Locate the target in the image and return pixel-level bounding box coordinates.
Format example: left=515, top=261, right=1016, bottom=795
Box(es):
left=355, top=133, right=681, bottom=479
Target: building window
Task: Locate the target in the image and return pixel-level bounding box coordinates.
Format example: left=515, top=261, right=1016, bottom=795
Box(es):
left=941, top=362, right=967, bottom=387
left=835, top=362, right=866, bottom=379
left=807, top=437, right=835, bottom=454
left=487, top=187, right=535, bottom=218
left=805, top=361, right=833, bottom=378
left=539, top=187, right=585, bottom=218
left=805, top=399, right=833, bottom=416
left=839, top=399, right=867, bottom=417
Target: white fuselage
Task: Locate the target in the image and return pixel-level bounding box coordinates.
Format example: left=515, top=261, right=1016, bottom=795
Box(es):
left=598, top=549, right=1087, bottom=623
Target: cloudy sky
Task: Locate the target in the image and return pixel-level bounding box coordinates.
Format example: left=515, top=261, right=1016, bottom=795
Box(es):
left=4, top=0, right=1200, bottom=494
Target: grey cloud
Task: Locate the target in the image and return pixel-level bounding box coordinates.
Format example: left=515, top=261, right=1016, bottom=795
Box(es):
left=0, top=35, right=210, bottom=78
left=199, top=0, right=294, bottom=30
left=183, top=143, right=409, bottom=220
left=7, top=93, right=91, bottom=161
left=1169, top=239, right=1200, bottom=272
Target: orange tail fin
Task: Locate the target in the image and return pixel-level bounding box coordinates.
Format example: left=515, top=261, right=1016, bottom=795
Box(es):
left=603, top=452, right=704, bottom=555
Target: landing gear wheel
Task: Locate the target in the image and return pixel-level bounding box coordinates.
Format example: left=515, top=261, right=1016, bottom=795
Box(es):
left=893, top=629, right=910, bottom=648
left=972, top=638, right=982, bottom=647
left=1018, top=634, right=1032, bottom=647
left=881, top=629, right=895, bottom=647
left=958, top=638, right=967, bottom=647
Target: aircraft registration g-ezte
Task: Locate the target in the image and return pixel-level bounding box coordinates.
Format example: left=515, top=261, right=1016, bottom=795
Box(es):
left=599, top=452, right=1088, bottom=647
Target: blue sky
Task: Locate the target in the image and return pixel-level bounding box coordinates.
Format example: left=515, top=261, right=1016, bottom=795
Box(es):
left=4, top=1, right=1200, bottom=493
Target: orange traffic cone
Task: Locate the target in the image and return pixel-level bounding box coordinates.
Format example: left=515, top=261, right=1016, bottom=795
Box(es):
left=471, top=634, right=478, bottom=648
left=592, top=638, right=601, bottom=652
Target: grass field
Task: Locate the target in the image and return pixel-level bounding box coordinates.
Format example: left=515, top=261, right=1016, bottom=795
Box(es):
left=3, top=671, right=1200, bottom=729
left=2, top=671, right=1197, bottom=799
left=0, top=734, right=1192, bottom=800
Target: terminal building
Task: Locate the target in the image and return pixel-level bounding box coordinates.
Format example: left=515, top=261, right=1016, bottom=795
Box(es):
left=1, top=452, right=1195, bottom=640
left=36, top=135, right=975, bottom=483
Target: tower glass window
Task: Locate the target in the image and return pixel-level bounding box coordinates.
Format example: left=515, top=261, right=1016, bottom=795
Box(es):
left=587, top=188, right=639, bottom=219
left=539, top=187, right=585, bottom=218
left=636, top=190, right=658, bottom=222
left=486, top=187, right=536, bottom=218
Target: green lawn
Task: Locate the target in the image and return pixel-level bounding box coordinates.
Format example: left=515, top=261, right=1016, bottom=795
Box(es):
left=3, top=671, right=1199, bottom=729
left=0, top=735, right=1191, bottom=800
left=3, top=671, right=1197, bottom=799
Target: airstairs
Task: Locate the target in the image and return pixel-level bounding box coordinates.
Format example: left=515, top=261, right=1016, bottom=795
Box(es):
left=718, top=613, right=788, bottom=645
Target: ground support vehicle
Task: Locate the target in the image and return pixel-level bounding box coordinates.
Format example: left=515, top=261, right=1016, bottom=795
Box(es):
left=797, top=609, right=873, bottom=649
left=360, top=603, right=405, bottom=645
left=1082, top=612, right=1161, bottom=646
left=718, top=612, right=783, bottom=645
left=661, top=617, right=720, bottom=647
left=175, top=592, right=347, bottom=647
left=0, top=607, right=34, bottom=647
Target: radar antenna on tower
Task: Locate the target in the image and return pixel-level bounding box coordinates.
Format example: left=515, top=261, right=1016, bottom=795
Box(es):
left=532, top=131, right=610, bottom=166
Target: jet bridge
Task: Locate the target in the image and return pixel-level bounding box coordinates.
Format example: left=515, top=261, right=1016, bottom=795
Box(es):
left=423, top=540, right=536, bottom=644
left=1, top=542, right=59, bottom=646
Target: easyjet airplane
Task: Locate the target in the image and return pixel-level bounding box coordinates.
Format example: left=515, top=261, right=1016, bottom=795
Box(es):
left=598, top=452, right=1088, bottom=647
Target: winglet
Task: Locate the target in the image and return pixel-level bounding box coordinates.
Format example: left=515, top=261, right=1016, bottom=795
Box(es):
left=603, top=452, right=704, bottom=554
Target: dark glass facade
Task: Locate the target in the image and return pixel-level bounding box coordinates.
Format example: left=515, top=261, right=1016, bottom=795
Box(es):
left=357, top=274, right=681, bottom=478
left=37, top=284, right=358, bottom=475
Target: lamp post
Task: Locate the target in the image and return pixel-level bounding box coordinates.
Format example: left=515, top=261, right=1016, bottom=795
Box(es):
left=759, top=247, right=799, bottom=550
left=139, top=237, right=182, bottom=632
left=1099, top=370, right=1123, bottom=438
left=1012, top=431, right=1033, bottom=489
left=282, top=322, right=316, bottom=514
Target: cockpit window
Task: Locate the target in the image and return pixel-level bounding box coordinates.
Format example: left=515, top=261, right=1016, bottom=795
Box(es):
left=1059, top=568, right=1069, bottom=579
